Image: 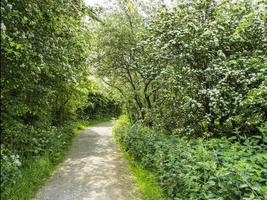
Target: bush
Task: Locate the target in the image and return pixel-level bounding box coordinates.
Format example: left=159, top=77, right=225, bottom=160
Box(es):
left=1, top=122, right=76, bottom=196
left=79, top=92, right=121, bottom=119
left=140, top=0, right=267, bottom=137
left=97, top=0, right=267, bottom=138
left=114, top=116, right=267, bottom=199
left=1, top=146, right=22, bottom=188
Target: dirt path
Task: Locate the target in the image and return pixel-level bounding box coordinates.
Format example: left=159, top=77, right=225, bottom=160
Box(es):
left=36, top=121, right=140, bottom=200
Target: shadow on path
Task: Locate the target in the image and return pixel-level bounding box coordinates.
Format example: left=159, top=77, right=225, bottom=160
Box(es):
left=35, top=121, right=140, bottom=200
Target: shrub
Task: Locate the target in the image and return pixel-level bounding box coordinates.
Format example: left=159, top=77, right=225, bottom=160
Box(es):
left=1, top=122, right=76, bottom=196
left=1, top=146, right=22, bottom=188
left=114, top=116, right=267, bottom=199
left=79, top=92, right=121, bottom=119
left=97, top=0, right=267, bottom=138
left=141, top=0, right=267, bottom=137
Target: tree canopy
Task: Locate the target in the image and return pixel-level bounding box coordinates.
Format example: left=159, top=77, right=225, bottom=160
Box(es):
left=94, top=0, right=267, bottom=137
left=1, top=0, right=266, bottom=199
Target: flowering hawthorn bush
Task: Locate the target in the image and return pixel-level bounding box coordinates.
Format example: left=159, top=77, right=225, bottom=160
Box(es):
left=137, top=0, right=267, bottom=137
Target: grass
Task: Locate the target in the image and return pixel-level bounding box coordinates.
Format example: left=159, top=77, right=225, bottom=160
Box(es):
left=120, top=150, right=165, bottom=200
left=4, top=155, right=55, bottom=200
left=112, top=115, right=165, bottom=200
left=3, top=117, right=112, bottom=200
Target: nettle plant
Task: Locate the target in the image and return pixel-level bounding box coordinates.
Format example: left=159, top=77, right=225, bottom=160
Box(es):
left=114, top=116, right=267, bottom=199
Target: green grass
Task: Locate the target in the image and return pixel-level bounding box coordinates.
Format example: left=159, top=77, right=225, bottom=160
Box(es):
left=122, top=152, right=165, bottom=200
left=128, top=159, right=165, bottom=200
left=4, top=155, right=55, bottom=200
left=113, top=116, right=165, bottom=200
left=3, top=117, right=112, bottom=200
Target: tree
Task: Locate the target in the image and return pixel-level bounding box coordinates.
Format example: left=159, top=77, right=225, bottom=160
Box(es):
left=94, top=0, right=267, bottom=136
left=1, top=0, right=94, bottom=150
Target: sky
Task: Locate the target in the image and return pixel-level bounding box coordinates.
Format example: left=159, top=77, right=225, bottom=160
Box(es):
left=84, top=0, right=175, bottom=9
left=84, top=0, right=118, bottom=9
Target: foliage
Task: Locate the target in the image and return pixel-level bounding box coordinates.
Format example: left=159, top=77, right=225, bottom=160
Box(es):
left=1, top=0, right=93, bottom=153
left=1, top=123, right=74, bottom=198
left=1, top=118, right=111, bottom=200
left=79, top=91, right=121, bottom=119
left=3, top=155, right=55, bottom=200
left=141, top=0, right=267, bottom=136
left=0, top=147, right=22, bottom=189
left=114, top=116, right=267, bottom=199
left=114, top=119, right=166, bottom=200
left=126, top=155, right=165, bottom=200
left=1, top=0, right=266, bottom=198
left=92, top=4, right=150, bottom=121
left=95, top=0, right=267, bottom=137
left=1, top=0, right=120, bottom=197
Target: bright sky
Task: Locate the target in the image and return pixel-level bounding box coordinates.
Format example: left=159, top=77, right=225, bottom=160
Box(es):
left=84, top=0, right=175, bottom=9
left=84, top=0, right=118, bottom=8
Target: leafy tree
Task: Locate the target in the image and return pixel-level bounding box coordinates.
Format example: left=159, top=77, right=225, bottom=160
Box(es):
left=1, top=0, right=94, bottom=149
left=95, top=0, right=266, bottom=137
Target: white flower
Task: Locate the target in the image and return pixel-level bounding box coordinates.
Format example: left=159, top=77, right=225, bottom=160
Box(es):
left=22, top=32, right=26, bottom=39
left=7, top=4, right=12, bottom=9
left=1, top=22, right=6, bottom=31
left=14, top=159, right=21, bottom=167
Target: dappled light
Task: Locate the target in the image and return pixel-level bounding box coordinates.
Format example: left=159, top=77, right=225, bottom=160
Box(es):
left=36, top=122, right=140, bottom=200
left=1, top=0, right=266, bottom=199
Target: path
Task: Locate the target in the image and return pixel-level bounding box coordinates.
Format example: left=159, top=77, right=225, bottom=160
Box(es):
left=36, top=121, right=140, bottom=200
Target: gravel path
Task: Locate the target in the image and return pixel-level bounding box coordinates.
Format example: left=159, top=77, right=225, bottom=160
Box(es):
left=36, top=121, right=140, bottom=200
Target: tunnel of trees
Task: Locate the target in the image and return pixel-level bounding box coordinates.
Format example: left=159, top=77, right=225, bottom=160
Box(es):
left=1, top=0, right=266, bottom=199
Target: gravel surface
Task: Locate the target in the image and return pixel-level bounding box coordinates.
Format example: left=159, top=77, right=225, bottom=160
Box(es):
left=35, top=121, right=140, bottom=200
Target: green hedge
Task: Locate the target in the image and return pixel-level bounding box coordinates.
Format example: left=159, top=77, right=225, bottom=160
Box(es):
left=113, top=116, right=267, bottom=199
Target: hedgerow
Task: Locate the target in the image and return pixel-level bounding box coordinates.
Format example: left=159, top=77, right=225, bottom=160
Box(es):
left=114, top=116, right=267, bottom=199
left=1, top=1, right=119, bottom=197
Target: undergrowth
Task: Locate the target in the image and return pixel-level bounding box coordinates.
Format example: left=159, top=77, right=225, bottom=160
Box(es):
left=115, top=133, right=165, bottom=200
left=1, top=117, right=111, bottom=200
left=126, top=158, right=165, bottom=200
left=113, top=115, right=267, bottom=200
